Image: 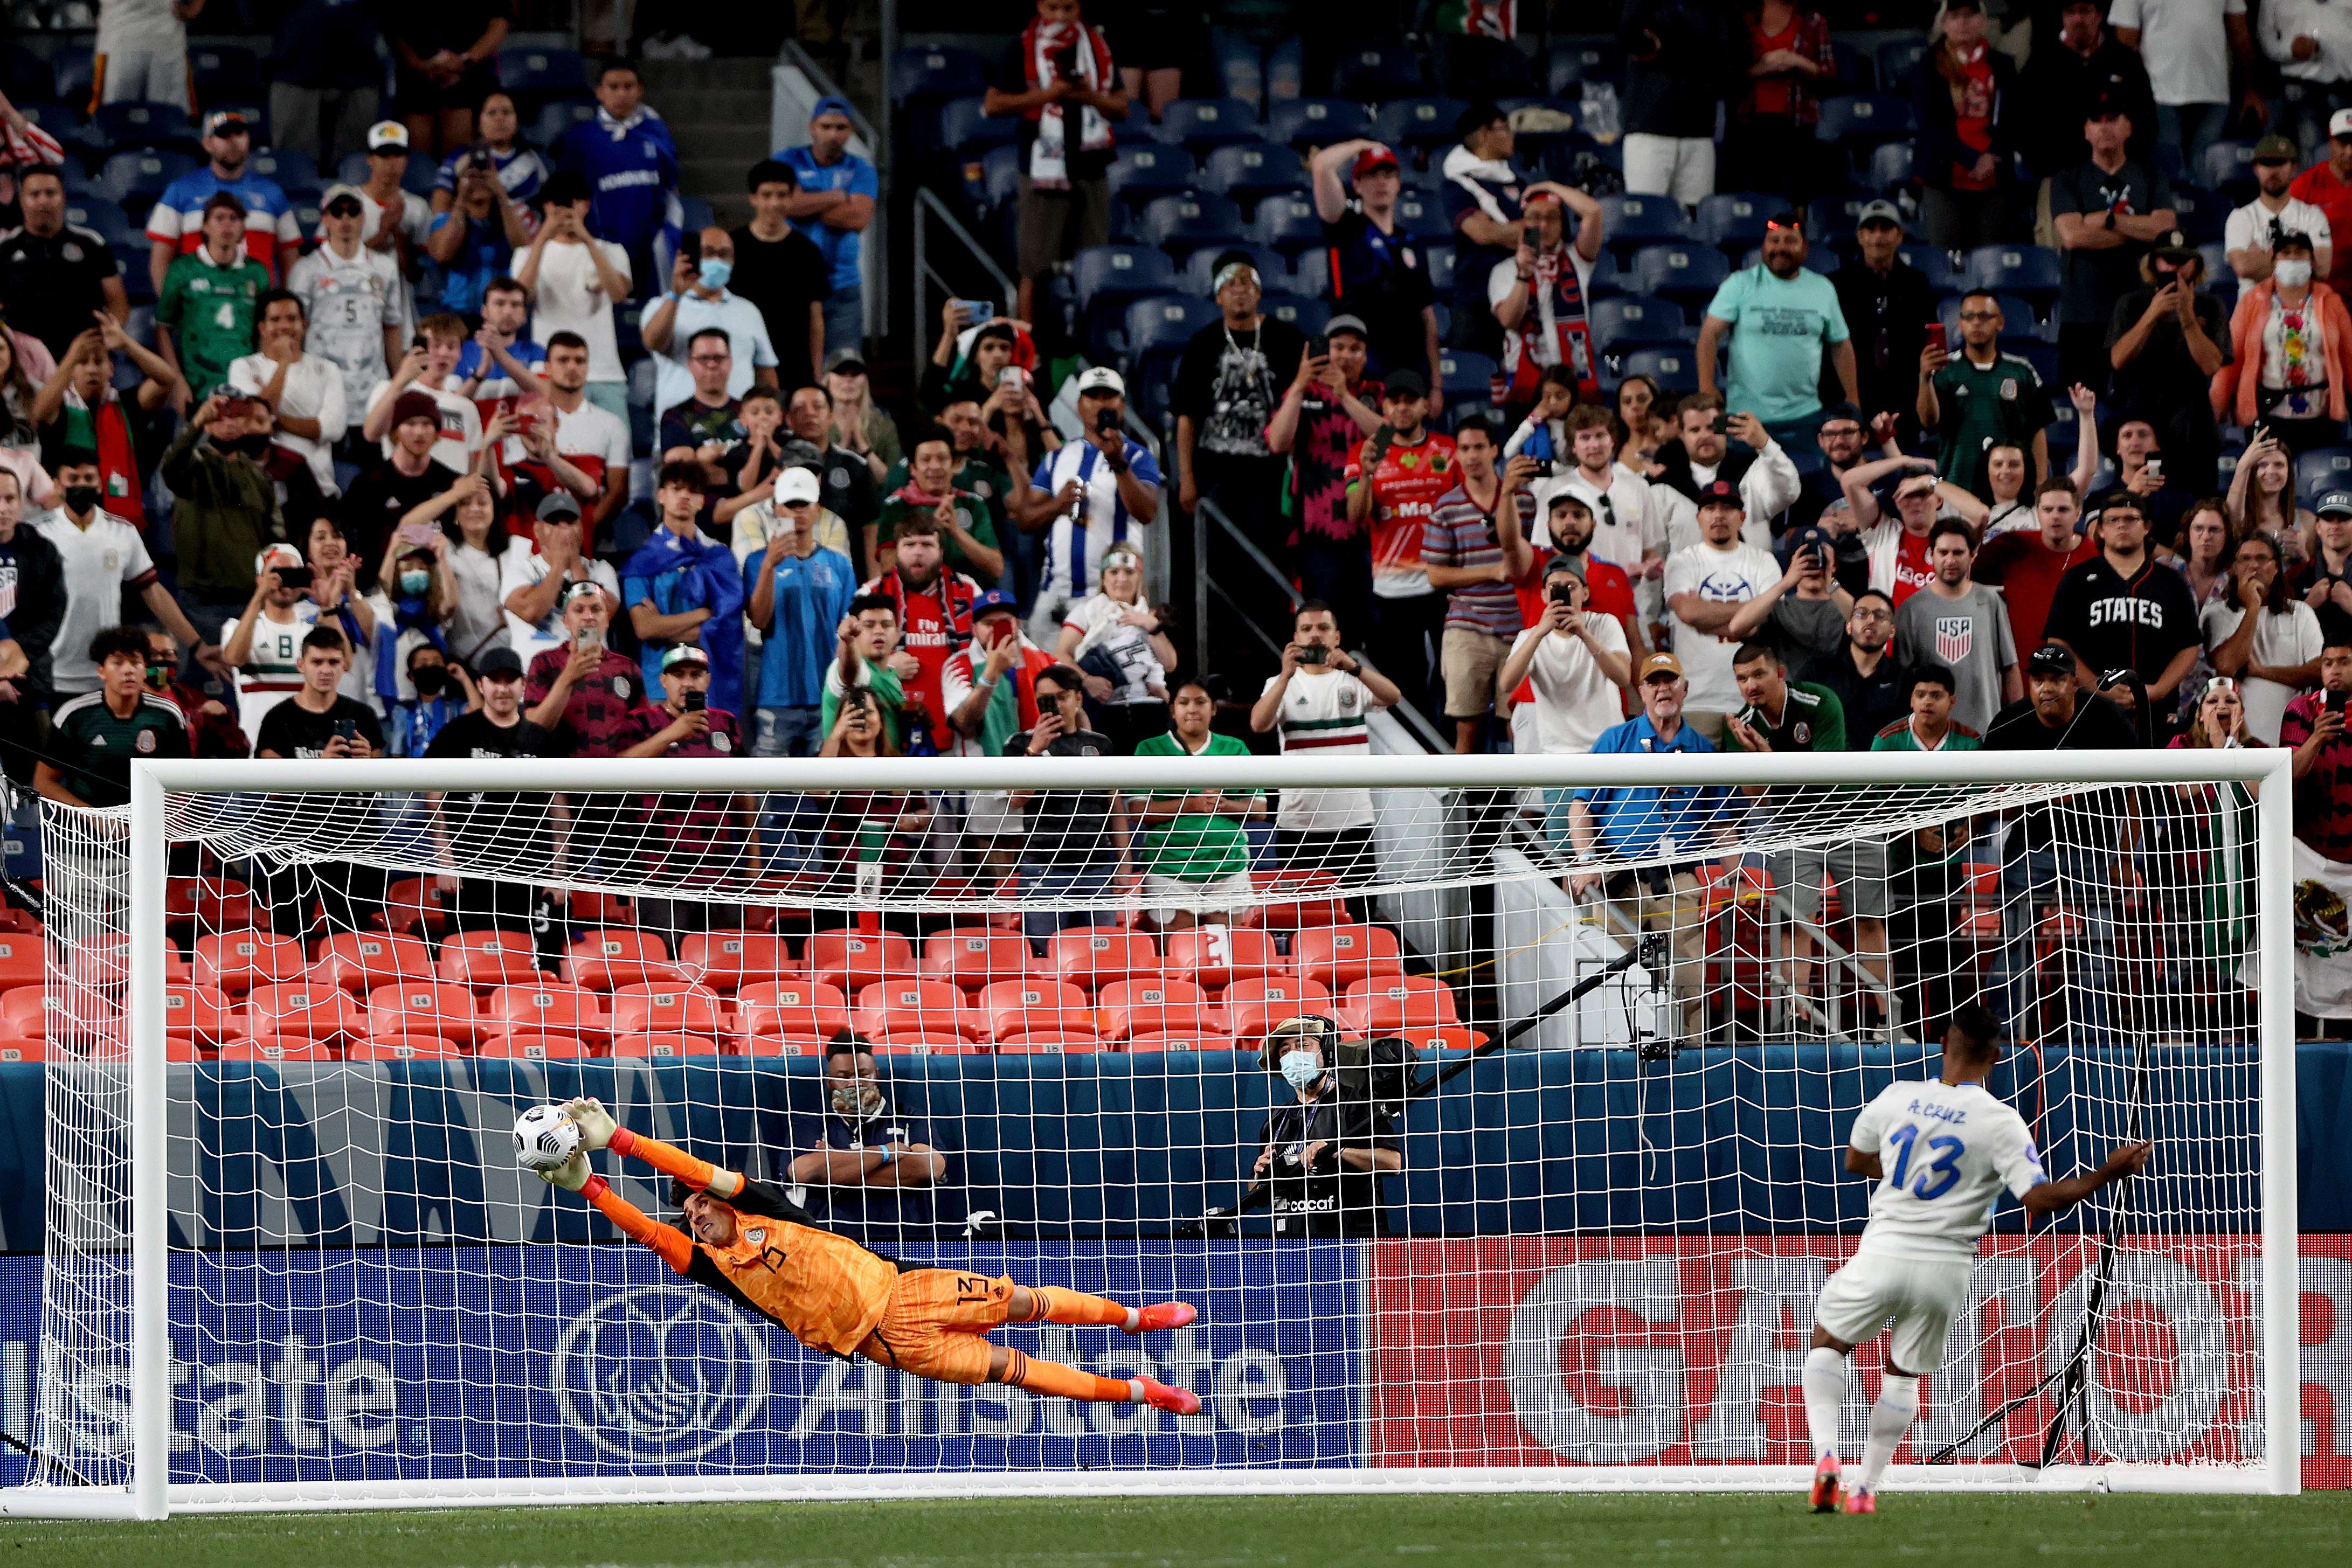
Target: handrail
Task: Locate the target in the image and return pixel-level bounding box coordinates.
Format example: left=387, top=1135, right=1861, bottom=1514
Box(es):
left=909, top=187, right=1019, bottom=373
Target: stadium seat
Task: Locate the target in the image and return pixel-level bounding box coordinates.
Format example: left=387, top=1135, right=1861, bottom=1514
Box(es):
left=1182, top=241, right=1289, bottom=295
left=60, top=195, right=131, bottom=252
left=937, top=96, right=1014, bottom=156
left=244, top=982, right=364, bottom=1041
left=1807, top=191, right=1878, bottom=245
left=678, top=931, right=794, bottom=994
left=1251, top=192, right=1326, bottom=255
left=1123, top=294, right=1222, bottom=358
left=995, top=1031, right=1103, bottom=1054
left=364, top=982, right=487, bottom=1046
left=1401, top=1025, right=1486, bottom=1053
left=531, top=100, right=599, bottom=151
left=1330, top=44, right=1426, bottom=101
left=1876, top=39, right=1930, bottom=88
left=1140, top=192, right=1248, bottom=255
left=193, top=931, right=304, bottom=994
left=1292, top=924, right=1405, bottom=990
left=307, top=932, right=433, bottom=993
left=2170, top=185, right=2226, bottom=243
left=1095, top=977, right=1214, bottom=1041
left=1963, top=245, right=2062, bottom=304
left=1694, top=192, right=1780, bottom=253
left=477, top=1033, right=592, bottom=1060
left=805, top=931, right=915, bottom=992
left=218, top=1036, right=336, bottom=1063
left=0, top=1039, right=40, bottom=1064
left=1105, top=144, right=1197, bottom=206
left=437, top=929, right=543, bottom=989
left=736, top=979, right=852, bottom=1041
left=1590, top=296, right=1692, bottom=354
left=1372, top=98, right=1471, bottom=155
left=1256, top=870, right=1350, bottom=931
left=1288, top=246, right=1331, bottom=297
left=1438, top=349, right=1497, bottom=402
left=497, top=46, right=592, bottom=105
left=1123, top=1031, right=1238, bottom=1053
left=246, top=147, right=321, bottom=195
left=1630, top=242, right=1732, bottom=305
left=1202, top=141, right=1308, bottom=203
left=163, top=983, right=238, bottom=1047
left=0, top=987, right=44, bottom=1036
left=1220, top=977, right=1333, bottom=1039
left=608, top=982, right=727, bottom=1039
left=1048, top=928, right=1162, bottom=991
left=486, top=982, right=612, bottom=1042
left=92, top=103, right=197, bottom=155
left=50, top=49, right=96, bottom=108
left=563, top=928, right=682, bottom=991
left=97, top=150, right=196, bottom=211
left=1260, top=292, right=1331, bottom=334
left=189, top=45, right=265, bottom=103
left=1389, top=191, right=1451, bottom=242
left=2297, top=445, right=2352, bottom=504
left=1898, top=244, right=1959, bottom=292
left=2202, top=139, right=2258, bottom=193
left=0, top=933, right=38, bottom=990
left=377, top=876, right=449, bottom=938
left=1269, top=98, right=1372, bottom=151
left=350, top=1033, right=464, bottom=1062
left=1164, top=927, right=1283, bottom=989
left=1, top=43, right=52, bottom=101
left=1342, top=974, right=1461, bottom=1033
left=1162, top=99, right=1263, bottom=151
left=890, top=46, right=986, bottom=106
left=922, top=928, right=1043, bottom=990
left=610, top=1032, right=720, bottom=1059
left=1617, top=347, right=1702, bottom=396
left=1546, top=40, right=1623, bottom=95
left=1867, top=142, right=1915, bottom=191
left=569, top=890, right=639, bottom=930
left=1816, top=94, right=1915, bottom=147
left=1074, top=244, right=1180, bottom=321
left=1598, top=193, right=1692, bottom=257
left=976, top=979, right=1095, bottom=1041
left=737, top=1033, right=831, bottom=1058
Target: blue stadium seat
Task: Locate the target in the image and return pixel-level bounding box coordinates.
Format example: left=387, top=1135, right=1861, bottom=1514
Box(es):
left=1269, top=99, right=1372, bottom=152
left=1105, top=143, right=1196, bottom=206
left=247, top=149, right=321, bottom=197
left=2150, top=140, right=2188, bottom=184
left=1075, top=245, right=1180, bottom=311
left=1423, top=241, right=1453, bottom=292
left=2000, top=338, right=2059, bottom=385
left=679, top=196, right=715, bottom=235
left=92, top=101, right=197, bottom=153
left=0, top=43, right=51, bottom=102
left=1330, top=44, right=1425, bottom=101
left=60, top=163, right=102, bottom=200
left=1817, top=95, right=1915, bottom=147
left=1444, top=399, right=1498, bottom=434
left=1260, top=292, right=1331, bottom=335
left=1630, top=242, right=1732, bottom=304
left=2170, top=185, right=2226, bottom=243
left=1162, top=99, right=1263, bottom=152
left=1876, top=40, right=1930, bottom=89
left=1590, top=296, right=1693, bottom=354
left=64, top=197, right=136, bottom=248
left=1582, top=249, right=1623, bottom=297
left=1869, top=142, right=1915, bottom=191
left=2203, top=140, right=2258, bottom=193
left=531, top=100, right=598, bottom=151
left=113, top=245, right=157, bottom=304
left=1202, top=142, right=1308, bottom=203
left=1437, top=349, right=1498, bottom=401
left=13, top=100, right=85, bottom=148
left=979, top=143, right=1022, bottom=209
left=1597, top=193, right=1692, bottom=257
left=189, top=45, right=265, bottom=105
left=1181, top=242, right=1288, bottom=294
left=1251, top=191, right=1325, bottom=255
left=1808, top=191, right=1878, bottom=245
left=938, top=97, right=1015, bottom=155
left=1123, top=295, right=1221, bottom=356
left=1829, top=41, right=1871, bottom=92
left=97, top=150, right=196, bottom=211
left=1289, top=247, right=1331, bottom=296
left=1140, top=193, right=1248, bottom=255
left=1899, top=244, right=1960, bottom=292
left=1546, top=41, right=1624, bottom=97
left=1964, top=244, right=2062, bottom=304
left=1390, top=192, right=1451, bottom=242
left=1695, top=192, right=1780, bottom=253
left=1938, top=293, right=2040, bottom=341
left=1372, top=98, right=1471, bottom=155
left=1619, top=346, right=1701, bottom=396
left=497, top=46, right=592, bottom=104
left=891, top=46, right=986, bottom=105
left=50, top=49, right=96, bottom=109
left=2297, top=446, right=2352, bottom=504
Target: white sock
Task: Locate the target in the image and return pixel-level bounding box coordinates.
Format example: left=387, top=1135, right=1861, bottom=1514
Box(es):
left=1124, top=1307, right=1141, bottom=1332
left=1801, top=1346, right=1848, bottom=1463
left=1858, top=1373, right=1920, bottom=1491
left=1126, top=1378, right=1146, bottom=1403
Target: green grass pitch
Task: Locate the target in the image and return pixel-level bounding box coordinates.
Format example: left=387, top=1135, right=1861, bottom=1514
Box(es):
left=1, top=1493, right=2346, bottom=1568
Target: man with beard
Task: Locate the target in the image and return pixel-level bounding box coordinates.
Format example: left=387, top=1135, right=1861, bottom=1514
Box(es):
left=1798, top=590, right=1912, bottom=746
left=1829, top=203, right=1936, bottom=438
left=1786, top=403, right=1893, bottom=536
left=1698, top=214, right=1858, bottom=448
left=2227, top=134, right=2334, bottom=282
left=861, top=512, right=980, bottom=750
left=2040, top=489, right=2202, bottom=737
left=1650, top=397, right=1799, bottom=554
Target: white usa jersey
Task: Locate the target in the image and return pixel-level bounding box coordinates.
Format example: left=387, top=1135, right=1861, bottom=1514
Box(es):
left=1846, top=1078, right=2049, bottom=1263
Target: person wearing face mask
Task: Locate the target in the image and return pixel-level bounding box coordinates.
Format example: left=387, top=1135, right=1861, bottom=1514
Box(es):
left=36, top=448, right=217, bottom=700
left=367, top=535, right=461, bottom=737
left=141, top=626, right=248, bottom=758
left=785, top=1036, right=951, bottom=1250
left=1183, top=1015, right=1405, bottom=1239
left=2215, top=230, right=2352, bottom=457
left=644, top=225, right=781, bottom=422
left=383, top=642, right=472, bottom=757
left=2105, top=232, right=2231, bottom=495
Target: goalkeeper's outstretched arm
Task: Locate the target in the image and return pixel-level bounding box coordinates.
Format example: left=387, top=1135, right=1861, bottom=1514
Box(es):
left=540, top=1099, right=751, bottom=1275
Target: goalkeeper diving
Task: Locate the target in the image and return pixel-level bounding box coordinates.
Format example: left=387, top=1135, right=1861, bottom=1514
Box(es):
left=536, top=1099, right=1203, bottom=1414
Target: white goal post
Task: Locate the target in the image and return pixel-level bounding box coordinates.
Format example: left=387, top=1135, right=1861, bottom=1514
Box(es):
left=0, top=748, right=2303, bottom=1516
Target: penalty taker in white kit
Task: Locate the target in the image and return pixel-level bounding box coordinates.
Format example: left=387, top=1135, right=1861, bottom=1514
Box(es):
left=536, top=1100, right=1203, bottom=1413
left=1802, top=1002, right=2153, bottom=1515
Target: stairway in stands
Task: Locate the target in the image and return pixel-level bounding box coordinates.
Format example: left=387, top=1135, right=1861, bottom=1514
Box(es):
left=635, top=58, right=776, bottom=232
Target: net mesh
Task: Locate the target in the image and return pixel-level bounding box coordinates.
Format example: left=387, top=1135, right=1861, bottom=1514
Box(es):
left=12, top=762, right=2275, bottom=1497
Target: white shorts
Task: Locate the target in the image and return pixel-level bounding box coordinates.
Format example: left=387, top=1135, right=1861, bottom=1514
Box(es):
left=1812, top=1250, right=1974, bottom=1375
left=1142, top=869, right=1256, bottom=926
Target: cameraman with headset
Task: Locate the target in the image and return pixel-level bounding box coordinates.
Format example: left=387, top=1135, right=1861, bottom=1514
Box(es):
left=1184, top=1016, right=1407, bottom=1239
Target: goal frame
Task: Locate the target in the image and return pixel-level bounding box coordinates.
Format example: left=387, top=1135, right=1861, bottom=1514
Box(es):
left=4, top=748, right=2304, bottom=1516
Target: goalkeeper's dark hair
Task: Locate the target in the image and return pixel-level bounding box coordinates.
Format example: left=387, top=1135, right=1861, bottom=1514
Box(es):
left=1946, top=1000, right=2002, bottom=1060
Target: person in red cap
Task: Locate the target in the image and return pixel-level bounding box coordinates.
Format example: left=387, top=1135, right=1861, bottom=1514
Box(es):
left=1310, top=139, right=1443, bottom=405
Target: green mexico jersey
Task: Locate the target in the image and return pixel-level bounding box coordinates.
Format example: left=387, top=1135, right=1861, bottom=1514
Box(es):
left=1131, top=731, right=1259, bottom=883
left=1871, top=719, right=1984, bottom=752
left=1734, top=679, right=1846, bottom=753
left=1931, top=348, right=2053, bottom=498
left=160, top=251, right=269, bottom=398
left=50, top=689, right=190, bottom=807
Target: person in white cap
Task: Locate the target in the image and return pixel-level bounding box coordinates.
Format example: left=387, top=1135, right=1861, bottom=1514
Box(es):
left=222, top=542, right=328, bottom=733
left=745, top=464, right=861, bottom=759
left=1010, top=365, right=1162, bottom=642
left=289, top=184, right=407, bottom=426
left=354, top=121, right=433, bottom=318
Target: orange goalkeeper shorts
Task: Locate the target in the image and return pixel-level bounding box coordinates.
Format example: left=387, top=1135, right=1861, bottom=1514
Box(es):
left=855, top=1269, right=1016, bottom=1384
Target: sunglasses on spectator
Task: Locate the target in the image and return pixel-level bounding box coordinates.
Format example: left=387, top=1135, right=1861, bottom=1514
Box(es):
left=1957, top=309, right=2000, bottom=320
left=324, top=200, right=362, bottom=217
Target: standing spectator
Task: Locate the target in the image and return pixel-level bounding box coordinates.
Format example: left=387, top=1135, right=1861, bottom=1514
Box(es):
left=2109, top=0, right=2263, bottom=176
left=655, top=330, right=743, bottom=452
left=2051, top=100, right=2180, bottom=391
left=1174, top=252, right=1305, bottom=638
left=501, top=496, right=620, bottom=663
left=360, top=316, right=482, bottom=474
left=1250, top=601, right=1404, bottom=898
left=2204, top=530, right=2322, bottom=741
left=343, top=391, right=464, bottom=570
left=426, top=164, right=534, bottom=320
left=1439, top=101, right=1530, bottom=358
left=1786, top=404, right=1891, bottom=535
left=2260, top=0, right=2352, bottom=153
left=1499, top=558, right=1636, bottom=774
left=1531, top=490, right=1644, bottom=656
left=454, top=279, right=544, bottom=430
left=2044, top=489, right=2204, bottom=731
left=0, top=165, right=128, bottom=363
left=2293, top=114, right=2352, bottom=297
left=2281, top=621, right=2352, bottom=859
left=1343, top=370, right=1456, bottom=729
left=2227, top=136, right=2334, bottom=283
left=428, top=92, right=548, bottom=217
left=1538, top=404, right=1666, bottom=593
left=2022, top=1, right=2160, bottom=181
left=556, top=60, right=681, bottom=300
left=1130, top=678, right=1265, bottom=927
left=0, top=468, right=64, bottom=711
left=30, top=320, right=174, bottom=526
left=290, top=186, right=405, bottom=432
left=1979, top=477, right=2100, bottom=651
left=421, top=644, right=552, bottom=935
left=146, top=112, right=299, bottom=298
left=408, top=469, right=517, bottom=664
left=1422, top=422, right=1538, bottom=753
left=1309, top=141, right=1443, bottom=396
left=229, top=291, right=345, bottom=497
left=871, top=425, right=1002, bottom=586
left=781, top=385, right=880, bottom=559
left=34, top=627, right=191, bottom=809
left=1490, top=185, right=1608, bottom=416
left=1650, top=401, right=1797, bottom=555
left=1872, top=663, right=1982, bottom=751
left=517, top=172, right=633, bottom=421
left=859, top=514, right=979, bottom=750
left=220, top=544, right=328, bottom=733
left=1729, top=0, right=1836, bottom=204
left=143, top=625, right=247, bottom=758
left=527, top=332, right=633, bottom=546
left=389, top=2, right=509, bottom=156
left=942, top=589, right=1060, bottom=797
left=523, top=580, right=656, bottom=756
left=1005, top=662, right=1125, bottom=940
left=1663, top=480, right=1783, bottom=740
left=644, top=228, right=780, bottom=417
left=2106, top=233, right=2230, bottom=494
left=2103, top=413, right=2200, bottom=540
left=826, top=349, right=901, bottom=478
left=1893, top=519, right=2022, bottom=733
left=981, top=0, right=1129, bottom=327
left=156, top=194, right=269, bottom=404
left=1831, top=202, right=1938, bottom=439
left=381, top=639, right=468, bottom=758
left=2213, top=229, right=2351, bottom=454
left=1265, top=320, right=1382, bottom=641
left=746, top=475, right=859, bottom=758
left=919, top=309, right=1029, bottom=415
left=605, top=643, right=753, bottom=938
left=1054, top=542, right=1174, bottom=753
left=777, top=98, right=878, bottom=353
left=1798, top=590, right=1912, bottom=745
left=1837, top=464, right=1945, bottom=605
left=93, top=0, right=196, bottom=111
left=1908, top=0, right=2018, bottom=250
left=353, top=124, right=434, bottom=299
left=1919, top=292, right=2056, bottom=499
left=1699, top=216, right=1857, bottom=446
left=1617, top=0, right=1733, bottom=207
left=159, top=394, right=309, bottom=657
left=1719, top=523, right=1855, bottom=663
left=1013, top=368, right=1162, bottom=643
left=729, top=161, right=828, bottom=395
left=251, top=627, right=384, bottom=762
left=267, top=0, right=386, bottom=170
left=624, top=460, right=747, bottom=714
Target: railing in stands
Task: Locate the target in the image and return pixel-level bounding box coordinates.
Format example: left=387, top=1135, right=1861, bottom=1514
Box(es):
left=908, top=186, right=1018, bottom=370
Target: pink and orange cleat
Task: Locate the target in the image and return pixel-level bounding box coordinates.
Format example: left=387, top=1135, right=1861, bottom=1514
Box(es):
left=1137, top=1376, right=1201, bottom=1416
left=1809, top=1453, right=1843, bottom=1514
left=1844, top=1487, right=1877, bottom=1515
left=1127, top=1301, right=1198, bottom=1335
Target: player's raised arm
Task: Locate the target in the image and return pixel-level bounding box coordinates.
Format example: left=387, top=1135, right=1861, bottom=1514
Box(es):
left=565, top=1097, right=746, bottom=1200
left=2019, top=1141, right=2154, bottom=1213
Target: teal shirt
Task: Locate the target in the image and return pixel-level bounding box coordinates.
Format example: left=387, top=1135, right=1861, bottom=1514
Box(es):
left=1703, top=265, right=1851, bottom=425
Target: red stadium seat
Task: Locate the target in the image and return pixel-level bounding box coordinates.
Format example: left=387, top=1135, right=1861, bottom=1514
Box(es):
left=854, top=979, right=979, bottom=1040
left=567, top=890, right=637, bottom=927
left=194, top=931, right=305, bottom=994
left=365, top=982, right=488, bottom=1046
left=437, top=929, right=545, bottom=990
left=1047, top=927, right=1161, bottom=991
left=678, top=931, right=795, bottom=994
left=476, top=1032, right=592, bottom=1060
left=736, top=980, right=850, bottom=1043
left=217, top=1035, right=337, bottom=1063
left=1218, top=977, right=1332, bottom=1040
left=995, top=1031, right=1103, bottom=1054
left=563, top=928, right=683, bottom=990
left=0, top=1038, right=41, bottom=1063
left=162, top=983, right=238, bottom=1046
left=1163, top=926, right=1283, bottom=989
left=0, top=932, right=40, bottom=988
left=607, top=982, right=727, bottom=1038
left=68, top=934, right=188, bottom=989
left=486, top=983, right=613, bottom=1042
left=1123, top=1031, right=1237, bottom=1053
left=1343, top=974, right=1460, bottom=1033
left=244, top=983, right=364, bottom=1041
left=349, top=1033, right=463, bottom=1061
left=307, top=932, right=434, bottom=994
left=376, top=876, right=448, bottom=937
left=805, top=931, right=915, bottom=991
left=1256, top=870, right=1347, bottom=931
left=608, top=1032, right=719, bottom=1058
left=921, top=927, right=1042, bottom=990
left=875, top=1030, right=980, bottom=1054
left=1398, top=1024, right=1484, bottom=1052
left=1291, top=924, right=1403, bottom=990
left=974, top=980, right=1095, bottom=1041
left=164, top=876, right=255, bottom=931
left=1095, top=978, right=1213, bottom=1041
left=1, top=986, right=44, bottom=1035
left=737, top=1032, right=832, bottom=1058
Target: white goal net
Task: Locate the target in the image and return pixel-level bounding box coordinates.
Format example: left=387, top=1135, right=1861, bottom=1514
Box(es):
left=0, top=751, right=2300, bottom=1513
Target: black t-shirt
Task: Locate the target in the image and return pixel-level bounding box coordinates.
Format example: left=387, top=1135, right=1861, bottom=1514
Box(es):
left=800, top=1097, right=943, bottom=1247
left=2048, top=158, right=2176, bottom=325
left=1985, top=692, right=2141, bottom=750
left=423, top=709, right=557, bottom=867
left=2104, top=286, right=2232, bottom=436
left=1003, top=727, right=1117, bottom=863
left=1796, top=644, right=1910, bottom=749
left=1172, top=316, right=1306, bottom=464
left=991, top=37, right=1119, bottom=181
left=1829, top=259, right=1938, bottom=426
left=1323, top=205, right=1435, bottom=379
left=340, top=464, right=453, bottom=579
left=389, top=0, right=509, bottom=55
left=255, top=695, right=386, bottom=759
left=727, top=224, right=829, bottom=391
left=1255, top=1084, right=1401, bottom=1238
left=2042, top=553, right=2203, bottom=686
left=0, top=224, right=122, bottom=360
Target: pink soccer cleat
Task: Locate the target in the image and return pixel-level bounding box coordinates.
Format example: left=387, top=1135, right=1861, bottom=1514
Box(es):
left=1127, top=1301, right=1198, bottom=1335
left=1809, top=1453, right=1843, bottom=1514
left=1137, top=1377, right=1201, bottom=1416
left=1844, top=1487, right=1877, bottom=1516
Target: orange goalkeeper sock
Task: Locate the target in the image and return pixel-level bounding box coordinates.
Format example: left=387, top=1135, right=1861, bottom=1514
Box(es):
left=1021, top=1287, right=1135, bottom=1329
left=998, top=1348, right=1137, bottom=1404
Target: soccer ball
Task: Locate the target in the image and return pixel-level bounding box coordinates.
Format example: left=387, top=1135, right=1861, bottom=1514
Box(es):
left=513, top=1104, right=582, bottom=1171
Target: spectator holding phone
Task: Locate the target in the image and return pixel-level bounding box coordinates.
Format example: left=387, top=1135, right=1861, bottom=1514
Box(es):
left=1175, top=251, right=1303, bottom=637
left=1918, top=293, right=2056, bottom=502
left=500, top=493, right=619, bottom=663
left=1719, top=523, right=1855, bottom=663
left=1490, top=185, right=1607, bottom=419
left=1005, top=663, right=1126, bottom=942
left=1342, top=369, right=1456, bottom=728
left=872, top=426, right=1002, bottom=585
left=1499, top=559, right=1636, bottom=790
left=516, top=172, right=633, bottom=422
left=254, top=626, right=384, bottom=760
left=2106, top=233, right=2231, bottom=494
left=223, top=542, right=331, bottom=733
left=524, top=579, right=657, bottom=758
left=607, top=648, right=755, bottom=936
left=644, top=226, right=780, bottom=421
left=1013, top=367, right=1161, bottom=644
left=1251, top=601, right=1404, bottom=906
left=746, top=474, right=860, bottom=759
left=1422, top=421, right=1538, bottom=753
left=2281, top=614, right=2352, bottom=860
left=983, top=0, right=1129, bottom=325
left=359, top=315, right=482, bottom=475
left=1265, top=317, right=1384, bottom=642
left=826, top=593, right=928, bottom=751
left=426, top=150, right=535, bottom=319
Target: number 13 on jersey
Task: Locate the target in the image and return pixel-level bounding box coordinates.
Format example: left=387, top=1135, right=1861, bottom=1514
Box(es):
left=1884, top=1123, right=1966, bottom=1201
